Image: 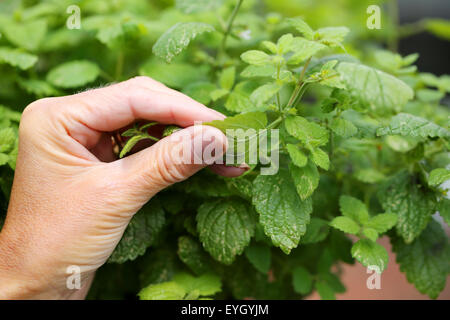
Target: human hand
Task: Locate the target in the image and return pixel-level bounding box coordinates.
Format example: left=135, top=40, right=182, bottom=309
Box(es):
left=0, top=77, right=244, bottom=299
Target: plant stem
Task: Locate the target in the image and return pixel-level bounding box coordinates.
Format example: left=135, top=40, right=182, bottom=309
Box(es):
left=115, top=50, right=124, bottom=80
left=286, top=57, right=312, bottom=108
left=267, top=117, right=283, bottom=129
left=388, top=0, right=399, bottom=52
left=329, top=128, right=334, bottom=159
left=99, top=70, right=114, bottom=82
left=276, top=65, right=282, bottom=113
left=398, top=20, right=426, bottom=38
left=113, top=132, right=123, bottom=156
left=219, top=0, right=244, bottom=58
left=297, top=57, right=312, bottom=86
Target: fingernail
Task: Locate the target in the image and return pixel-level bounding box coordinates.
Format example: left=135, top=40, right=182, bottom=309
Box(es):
left=238, top=163, right=251, bottom=171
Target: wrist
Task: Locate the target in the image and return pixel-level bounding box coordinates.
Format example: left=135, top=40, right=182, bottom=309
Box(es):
left=0, top=231, right=46, bottom=299
left=0, top=229, right=93, bottom=299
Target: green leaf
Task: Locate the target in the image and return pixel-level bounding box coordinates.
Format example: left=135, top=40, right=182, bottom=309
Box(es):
left=289, top=161, right=320, bottom=200
left=219, top=66, right=235, bottom=91
left=47, top=60, right=100, bottom=89
left=252, top=168, right=313, bottom=254
left=224, top=81, right=259, bottom=113
left=437, top=199, right=450, bottom=226
left=225, top=177, right=254, bottom=201
left=210, top=88, right=229, bottom=101
left=330, top=118, right=357, bottom=138
left=419, top=73, right=450, bottom=92
left=319, top=272, right=346, bottom=293
left=315, top=281, right=336, bottom=300
left=139, top=281, right=186, bottom=300
left=109, top=199, right=165, bottom=263
left=301, top=218, right=330, bottom=244
left=416, top=89, right=445, bottom=103
left=0, top=128, right=16, bottom=153
left=426, top=19, right=450, bottom=41
left=177, top=236, right=211, bottom=275
left=315, top=26, right=349, bottom=47
left=330, top=216, right=360, bottom=235
left=138, top=248, right=177, bottom=287
left=374, top=50, right=403, bottom=72
left=153, top=22, right=215, bottom=63
left=205, top=111, right=267, bottom=132
left=0, top=105, right=21, bottom=123
left=318, top=249, right=334, bottom=273
left=428, top=168, right=450, bottom=186
left=119, top=135, right=148, bottom=158
left=310, top=147, right=330, bottom=170
left=377, top=113, right=450, bottom=139
left=241, top=50, right=271, bottom=66
left=292, top=266, right=313, bottom=295
left=245, top=244, right=271, bottom=273
left=140, top=58, right=209, bottom=88
left=285, top=116, right=328, bottom=147
left=351, top=239, right=388, bottom=272
left=262, top=40, right=278, bottom=54
left=277, top=34, right=294, bottom=54
left=362, top=228, right=379, bottom=242
left=96, top=22, right=144, bottom=48
left=173, top=273, right=221, bottom=297
left=182, top=81, right=216, bottom=105
left=176, top=0, right=223, bottom=14
left=287, top=38, right=326, bottom=65
left=197, top=199, right=255, bottom=264
left=0, top=47, right=38, bottom=70
left=354, top=168, right=385, bottom=184
left=378, top=171, right=437, bottom=243
left=224, top=91, right=251, bottom=112
left=0, top=153, right=9, bottom=166
left=337, top=62, right=414, bottom=112
left=365, top=213, right=398, bottom=234
left=286, top=17, right=314, bottom=40
left=339, top=195, right=369, bottom=225
left=241, top=65, right=276, bottom=78
left=392, top=220, right=450, bottom=299
left=2, top=19, right=47, bottom=51
left=250, top=82, right=281, bottom=106
left=306, top=65, right=346, bottom=90
left=384, top=135, right=418, bottom=153
left=17, top=78, right=60, bottom=97
left=286, top=144, right=307, bottom=168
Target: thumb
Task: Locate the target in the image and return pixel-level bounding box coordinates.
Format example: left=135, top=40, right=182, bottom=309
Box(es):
left=116, top=125, right=228, bottom=197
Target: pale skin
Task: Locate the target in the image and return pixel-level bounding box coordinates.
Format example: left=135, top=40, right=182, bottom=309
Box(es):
left=0, top=76, right=246, bottom=299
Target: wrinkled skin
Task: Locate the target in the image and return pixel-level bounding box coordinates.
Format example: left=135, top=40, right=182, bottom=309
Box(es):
left=0, top=77, right=245, bottom=299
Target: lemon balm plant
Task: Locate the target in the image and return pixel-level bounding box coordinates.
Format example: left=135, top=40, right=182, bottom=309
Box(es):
left=0, top=0, right=449, bottom=300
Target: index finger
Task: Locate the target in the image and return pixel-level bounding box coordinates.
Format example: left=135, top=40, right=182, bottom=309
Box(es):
left=57, top=76, right=225, bottom=149
left=69, top=76, right=225, bottom=131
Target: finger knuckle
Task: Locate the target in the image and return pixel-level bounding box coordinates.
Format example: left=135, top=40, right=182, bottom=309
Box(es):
left=20, top=98, right=56, bottom=136
left=150, top=146, right=187, bottom=186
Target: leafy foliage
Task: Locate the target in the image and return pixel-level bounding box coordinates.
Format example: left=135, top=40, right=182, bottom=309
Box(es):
left=392, top=220, right=450, bottom=299
left=46, top=60, right=100, bottom=88
left=109, top=199, right=165, bottom=264
left=153, top=22, right=215, bottom=63
left=197, top=199, right=255, bottom=264
left=0, top=0, right=449, bottom=300
left=253, top=168, right=312, bottom=254
left=378, top=171, right=436, bottom=244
